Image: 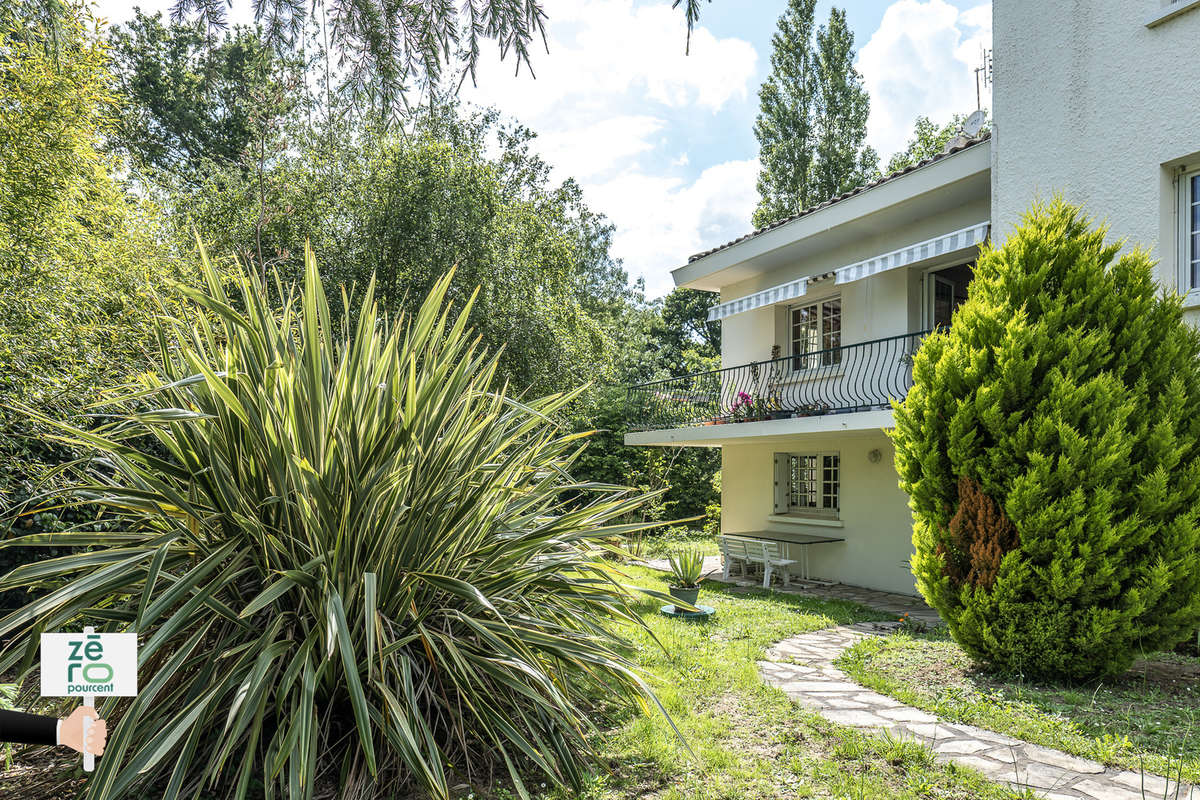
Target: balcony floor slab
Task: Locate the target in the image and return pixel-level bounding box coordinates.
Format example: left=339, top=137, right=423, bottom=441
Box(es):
left=624, top=409, right=895, bottom=447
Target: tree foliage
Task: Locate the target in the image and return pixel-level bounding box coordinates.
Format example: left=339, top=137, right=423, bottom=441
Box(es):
left=893, top=200, right=1200, bottom=680
left=753, top=2, right=876, bottom=228
left=810, top=8, right=876, bottom=203
left=885, top=113, right=990, bottom=174
left=168, top=105, right=616, bottom=396
left=108, top=10, right=295, bottom=181
left=162, top=0, right=548, bottom=116
left=0, top=5, right=182, bottom=604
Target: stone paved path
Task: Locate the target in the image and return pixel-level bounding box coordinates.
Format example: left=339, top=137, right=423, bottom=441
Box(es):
left=641, top=556, right=1195, bottom=799
left=760, top=623, right=1197, bottom=800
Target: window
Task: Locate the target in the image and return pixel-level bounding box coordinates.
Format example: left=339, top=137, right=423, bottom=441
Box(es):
left=1187, top=170, right=1200, bottom=291
left=774, top=453, right=840, bottom=517
left=790, top=297, right=841, bottom=371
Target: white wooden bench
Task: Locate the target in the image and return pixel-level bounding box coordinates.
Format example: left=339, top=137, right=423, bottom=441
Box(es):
left=717, top=535, right=749, bottom=580
left=744, top=539, right=798, bottom=588
left=721, top=531, right=845, bottom=588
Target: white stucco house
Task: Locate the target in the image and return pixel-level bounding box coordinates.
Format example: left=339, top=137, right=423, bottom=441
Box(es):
left=624, top=1, right=1200, bottom=595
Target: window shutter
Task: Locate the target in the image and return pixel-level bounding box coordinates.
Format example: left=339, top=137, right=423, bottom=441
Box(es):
left=773, top=454, right=788, bottom=514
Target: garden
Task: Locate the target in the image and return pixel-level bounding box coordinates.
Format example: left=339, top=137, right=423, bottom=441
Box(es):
left=2, top=1, right=1199, bottom=799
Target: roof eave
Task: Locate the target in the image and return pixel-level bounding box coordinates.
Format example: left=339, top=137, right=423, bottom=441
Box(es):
left=672, top=134, right=992, bottom=292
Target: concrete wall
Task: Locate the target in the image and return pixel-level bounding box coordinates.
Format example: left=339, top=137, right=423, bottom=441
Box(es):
left=992, top=1, right=1200, bottom=319
left=720, top=430, right=918, bottom=595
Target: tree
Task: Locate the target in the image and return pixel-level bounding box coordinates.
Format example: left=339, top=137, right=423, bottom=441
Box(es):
left=753, top=0, right=818, bottom=229
left=892, top=199, right=1200, bottom=680
left=753, top=4, right=876, bottom=228
left=885, top=113, right=989, bottom=174
left=0, top=5, right=181, bottom=605
left=169, top=105, right=617, bottom=397
left=810, top=8, right=877, bottom=202
left=167, top=0, right=546, bottom=116
left=108, top=11, right=294, bottom=181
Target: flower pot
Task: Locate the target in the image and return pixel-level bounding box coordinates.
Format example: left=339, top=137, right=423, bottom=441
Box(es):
left=669, top=585, right=700, bottom=606
left=768, top=410, right=792, bottom=420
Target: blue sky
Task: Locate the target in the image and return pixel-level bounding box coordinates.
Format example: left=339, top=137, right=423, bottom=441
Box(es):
left=95, top=0, right=992, bottom=296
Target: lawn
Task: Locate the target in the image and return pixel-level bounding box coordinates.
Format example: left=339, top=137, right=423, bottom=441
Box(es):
left=1, top=570, right=1042, bottom=800
left=836, top=631, right=1200, bottom=786
left=502, top=565, right=1035, bottom=800
left=636, top=529, right=720, bottom=558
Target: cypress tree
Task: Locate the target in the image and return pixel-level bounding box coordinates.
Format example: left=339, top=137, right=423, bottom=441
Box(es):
left=893, top=199, right=1200, bottom=680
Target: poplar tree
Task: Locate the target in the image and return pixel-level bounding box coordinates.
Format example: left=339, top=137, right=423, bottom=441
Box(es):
left=753, top=3, right=877, bottom=229
left=811, top=8, right=877, bottom=202
left=753, top=0, right=818, bottom=229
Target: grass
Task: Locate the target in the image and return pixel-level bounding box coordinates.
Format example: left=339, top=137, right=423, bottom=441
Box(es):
left=1, top=572, right=1041, bottom=800
left=636, top=529, right=719, bottom=558
left=495, top=566, right=1035, bottom=800
left=837, top=631, right=1200, bottom=785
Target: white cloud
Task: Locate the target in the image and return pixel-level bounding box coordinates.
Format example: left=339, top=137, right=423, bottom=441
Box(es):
left=534, top=115, right=665, bottom=181
left=464, top=0, right=759, bottom=296
left=857, top=0, right=992, bottom=161
left=586, top=159, right=760, bottom=298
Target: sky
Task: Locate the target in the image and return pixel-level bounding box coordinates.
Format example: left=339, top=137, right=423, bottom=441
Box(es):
left=94, top=0, right=992, bottom=297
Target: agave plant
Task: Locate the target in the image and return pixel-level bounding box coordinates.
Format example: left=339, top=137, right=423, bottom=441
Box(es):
left=0, top=246, right=671, bottom=799
left=666, top=550, right=705, bottom=589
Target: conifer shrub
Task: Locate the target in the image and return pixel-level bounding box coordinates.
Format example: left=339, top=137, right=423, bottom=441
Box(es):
left=893, top=199, right=1200, bottom=680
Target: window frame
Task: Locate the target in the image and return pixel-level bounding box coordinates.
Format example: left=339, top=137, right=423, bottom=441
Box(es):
left=788, top=295, right=842, bottom=373
left=1147, top=0, right=1200, bottom=27
left=774, top=452, right=840, bottom=519
left=1182, top=167, right=1200, bottom=296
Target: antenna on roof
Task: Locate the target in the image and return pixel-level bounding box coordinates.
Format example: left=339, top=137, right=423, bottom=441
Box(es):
left=973, top=47, right=993, bottom=110
left=963, top=109, right=987, bottom=138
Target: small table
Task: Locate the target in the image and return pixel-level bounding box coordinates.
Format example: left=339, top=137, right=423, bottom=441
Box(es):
left=726, top=530, right=845, bottom=584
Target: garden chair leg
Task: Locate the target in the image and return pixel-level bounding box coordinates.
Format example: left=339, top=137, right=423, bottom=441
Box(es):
left=762, top=564, right=772, bottom=589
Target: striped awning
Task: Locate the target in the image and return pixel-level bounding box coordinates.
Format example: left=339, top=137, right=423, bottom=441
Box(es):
left=707, top=277, right=808, bottom=322
left=835, top=221, right=990, bottom=285
left=705, top=220, right=990, bottom=322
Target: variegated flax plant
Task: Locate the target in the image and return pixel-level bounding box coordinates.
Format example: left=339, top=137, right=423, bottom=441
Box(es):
left=0, top=244, right=674, bottom=800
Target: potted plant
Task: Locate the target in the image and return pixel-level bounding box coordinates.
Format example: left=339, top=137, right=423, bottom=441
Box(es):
left=766, top=345, right=789, bottom=420
left=667, top=549, right=704, bottom=606
left=731, top=391, right=754, bottom=421
left=795, top=401, right=831, bottom=417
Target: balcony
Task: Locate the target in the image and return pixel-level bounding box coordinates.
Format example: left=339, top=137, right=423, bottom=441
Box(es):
left=625, top=330, right=930, bottom=433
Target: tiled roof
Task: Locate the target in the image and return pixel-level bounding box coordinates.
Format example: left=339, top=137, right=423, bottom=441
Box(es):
left=687, top=131, right=991, bottom=264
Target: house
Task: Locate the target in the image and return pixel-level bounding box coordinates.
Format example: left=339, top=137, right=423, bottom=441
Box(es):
left=992, top=0, right=1200, bottom=321
left=625, top=1, right=1200, bottom=595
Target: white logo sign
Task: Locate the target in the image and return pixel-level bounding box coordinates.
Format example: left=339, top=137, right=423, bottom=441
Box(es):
left=40, top=632, right=138, bottom=697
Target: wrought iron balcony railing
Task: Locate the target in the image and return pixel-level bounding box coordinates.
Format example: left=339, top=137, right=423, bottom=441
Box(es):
left=625, top=330, right=931, bottom=432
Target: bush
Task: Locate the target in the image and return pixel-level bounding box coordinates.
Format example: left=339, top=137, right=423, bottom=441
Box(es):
left=0, top=6, right=181, bottom=607
left=893, top=199, right=1200, bottom=680
left=0, top=249, right=668, bottom=799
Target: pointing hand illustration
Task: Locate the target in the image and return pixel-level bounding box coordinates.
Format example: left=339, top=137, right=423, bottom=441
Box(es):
left=60, top=706, right=106, bottom=756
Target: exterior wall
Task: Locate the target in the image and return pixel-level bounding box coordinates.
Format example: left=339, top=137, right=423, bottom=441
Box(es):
left=719, top=194, right=991, bottom=370
left=992, top=1, right=1200, bottom=320
left=720, top=431, right=917, bottom=595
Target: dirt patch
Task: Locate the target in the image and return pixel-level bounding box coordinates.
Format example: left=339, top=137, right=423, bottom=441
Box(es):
left=0, top=750, right=84, bottom=800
